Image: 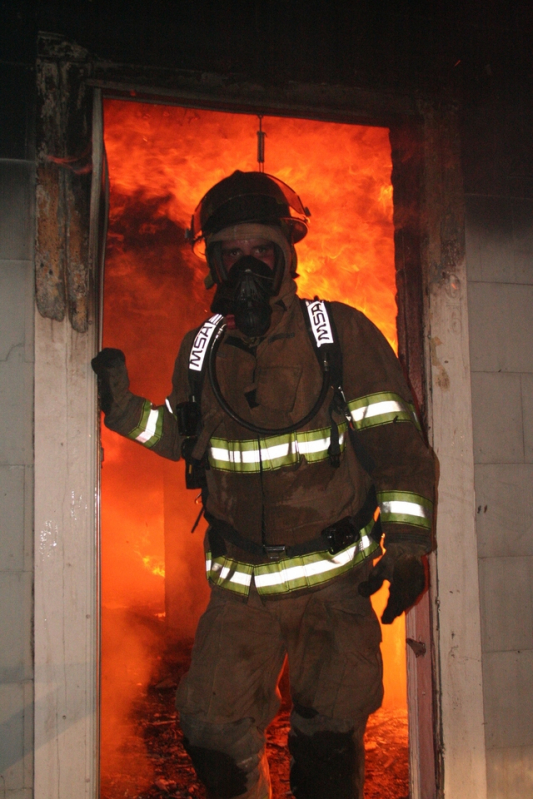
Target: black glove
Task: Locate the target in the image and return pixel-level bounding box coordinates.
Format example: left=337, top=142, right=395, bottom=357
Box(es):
left=91, top=348, right=129, bottom=415
left=358, top=543, right=426, bottom=624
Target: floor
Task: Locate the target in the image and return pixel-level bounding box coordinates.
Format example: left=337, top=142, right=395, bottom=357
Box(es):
left=100, top=608, right=409, bottom=799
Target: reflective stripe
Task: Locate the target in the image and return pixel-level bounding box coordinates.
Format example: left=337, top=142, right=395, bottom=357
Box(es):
left=209, top=425, right=347, bottom=473
left=377, top=490, right=433, bottom=529
left=127, top=400, right=164, bottom=448
left=205, top=553, right=254, bottom=596
left=348, top=392, right=421, bottom=431
left=205, top=523, right=379, bottom=597
left=407, top=401, right=422, bottom=431
left=165, top=397, right=174, bottom=416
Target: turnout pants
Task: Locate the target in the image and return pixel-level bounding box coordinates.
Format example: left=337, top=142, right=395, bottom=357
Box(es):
left=176, top=563, right=383, bottom=799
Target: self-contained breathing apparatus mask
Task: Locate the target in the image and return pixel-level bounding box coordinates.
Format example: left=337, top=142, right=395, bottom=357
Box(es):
left=209, top=247, right=284, bottom=339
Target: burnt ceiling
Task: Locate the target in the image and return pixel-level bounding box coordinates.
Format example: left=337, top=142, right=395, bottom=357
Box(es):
left=2, top=0, right=532, bottom=95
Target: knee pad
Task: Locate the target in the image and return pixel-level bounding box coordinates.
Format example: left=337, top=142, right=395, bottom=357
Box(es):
left=180, top=715, right=268, bottom=798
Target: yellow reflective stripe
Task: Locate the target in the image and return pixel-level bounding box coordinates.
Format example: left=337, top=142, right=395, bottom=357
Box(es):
left=208, top=423, right=347, bottom=473
left=348, top=392, right=419, bottom=431
left=204, top=523, right=379, bottom=597
left=377, top=490, right=433, bottom=529
left=205, top=552, right=253, bottom=596
left=128, top=401, right=164, bottom=448
left=296, top=428, right=346, bottom=464
left=255, top=525, right=378, bottom=596
left=209, top=436, right=299, bottom=472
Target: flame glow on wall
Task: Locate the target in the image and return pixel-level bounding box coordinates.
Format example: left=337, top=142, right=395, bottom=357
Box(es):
left=100, top=99, right=406, bottom=792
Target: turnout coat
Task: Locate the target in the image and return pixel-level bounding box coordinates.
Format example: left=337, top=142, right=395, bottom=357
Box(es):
left=104, top=278, right=435, bottom=599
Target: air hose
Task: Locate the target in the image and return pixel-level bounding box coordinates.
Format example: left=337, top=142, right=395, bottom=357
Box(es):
left=207, top=320, right=332, bottom=436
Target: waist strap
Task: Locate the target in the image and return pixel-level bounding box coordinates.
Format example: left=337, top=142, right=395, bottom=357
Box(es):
left=205, top=486, right=382, bottom=561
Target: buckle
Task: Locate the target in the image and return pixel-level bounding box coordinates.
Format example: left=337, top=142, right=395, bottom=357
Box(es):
left=263, top=544, right=287, bottom=561
left=321, top=517, right=356, bottom=555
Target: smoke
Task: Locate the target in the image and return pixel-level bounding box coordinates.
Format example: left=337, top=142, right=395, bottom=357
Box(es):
left=100, top=186, right=211, bottom=789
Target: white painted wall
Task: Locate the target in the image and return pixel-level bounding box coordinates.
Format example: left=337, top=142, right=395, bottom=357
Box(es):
left=426, top=263, right=488, bottom=799
left=0, top=158, right=35, bottom=799
left=466, top=194, right=533, bottom=799
left=34, top=314, right=99, bottom=799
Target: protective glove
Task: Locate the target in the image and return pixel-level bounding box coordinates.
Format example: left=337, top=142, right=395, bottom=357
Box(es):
left=358, top=542, right=426, bottom=624
left=91, top=348, right=129, bottom=415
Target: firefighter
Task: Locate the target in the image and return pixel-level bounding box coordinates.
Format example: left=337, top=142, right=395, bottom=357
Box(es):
left=92, top=171, right=435, bottom=799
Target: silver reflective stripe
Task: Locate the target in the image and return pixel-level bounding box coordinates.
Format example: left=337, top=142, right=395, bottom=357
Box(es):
left=165, top=397, right=174, bottom=415
left=347, top=391, right=419, bottom=431
left=253, top=531, right=378, bottom=596
left=189, top=314, right=223, bottom=373
left=351, top=399, right=405, bottom=422
left=205, top=526, right=378, bottom=597
left=211, top=440, right=295, bottom=465
left=254, top=541, right=359, bottom=589
left=127, top=400, right=164, bottom=448
left=380, top=500, right=428, bottom=519
left=297, top=432, right=344, bottom=455
left=377, top=490, right=433, bottom=529
left=208, top=426, right=346, bottom=473
left=218, top=566, right=252, bottom=587
left=206, top=552, right=254, bottom=596
left=136, top=408, right=160, bottom=443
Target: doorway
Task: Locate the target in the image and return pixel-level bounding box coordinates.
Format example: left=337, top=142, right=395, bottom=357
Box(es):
left=100, top=100, right=409, bottom=798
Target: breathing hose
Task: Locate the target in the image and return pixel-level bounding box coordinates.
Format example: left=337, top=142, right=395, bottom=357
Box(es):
left=207, top=320, right=332, bottom=436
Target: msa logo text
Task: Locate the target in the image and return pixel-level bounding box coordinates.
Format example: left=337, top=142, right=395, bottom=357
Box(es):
left=307, top=300, right=334, bottom=347
left=189, top=314, right=222, bottom=371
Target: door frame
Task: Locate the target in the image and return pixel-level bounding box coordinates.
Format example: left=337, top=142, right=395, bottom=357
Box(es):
left=33, top=34, right=487, bottom=798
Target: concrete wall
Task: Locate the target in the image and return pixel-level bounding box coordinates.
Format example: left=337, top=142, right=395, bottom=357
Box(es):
left=0, top=62, right=35, bottom=799
left=464, top=99, right=533, bottom=798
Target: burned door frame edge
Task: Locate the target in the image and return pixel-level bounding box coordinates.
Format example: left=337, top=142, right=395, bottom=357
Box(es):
left=33, top=33, right=487, bottom=799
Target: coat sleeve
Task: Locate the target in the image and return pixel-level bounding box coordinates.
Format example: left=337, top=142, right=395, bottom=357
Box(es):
left=103, top=330, right=196, bottom=461
left=332, top=302, right=436, bottom=553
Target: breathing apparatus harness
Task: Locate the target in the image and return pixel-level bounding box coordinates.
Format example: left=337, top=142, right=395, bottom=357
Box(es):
left=179, top=171, right=380, bottom=555
left=174, top=299, right=381, bottom=556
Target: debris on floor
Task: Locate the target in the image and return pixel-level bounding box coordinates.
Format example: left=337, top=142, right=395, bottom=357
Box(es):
left=101, top=643, right=409, bottom=799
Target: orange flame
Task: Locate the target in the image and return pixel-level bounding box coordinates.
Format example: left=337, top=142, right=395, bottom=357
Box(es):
left=103, top=101, right=397, bottom=348
left=100, top=100, right=405, bottom=792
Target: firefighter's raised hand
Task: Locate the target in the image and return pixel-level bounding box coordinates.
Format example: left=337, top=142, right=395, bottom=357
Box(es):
left=91, top=348, right=129, bottom=414
left=358, top=543, right=426, bottom=624
left=91, top=347, right=126, bottom=373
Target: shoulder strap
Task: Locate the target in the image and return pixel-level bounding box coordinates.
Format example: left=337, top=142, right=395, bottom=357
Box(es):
left=300, top=298, right=343, bottom=390
left=187, top=313, right=224, bottom=401
left=300, top=298, right=344, bottom=466
left=300, top=298, right=376, bottom=475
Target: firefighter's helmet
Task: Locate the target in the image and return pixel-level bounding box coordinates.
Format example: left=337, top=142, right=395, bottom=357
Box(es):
left=187, top=170, right=310, bottom=249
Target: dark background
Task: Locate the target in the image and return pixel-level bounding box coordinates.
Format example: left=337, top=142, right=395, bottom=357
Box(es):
left=1, top=0, right=532, bottom=199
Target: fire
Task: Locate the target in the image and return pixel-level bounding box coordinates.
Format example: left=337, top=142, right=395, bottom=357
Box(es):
left=140, top=554, right=166, bottom=578
left=103, top=101, right=397, bottom=348
left=100, top=100, right=406, bottom=794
